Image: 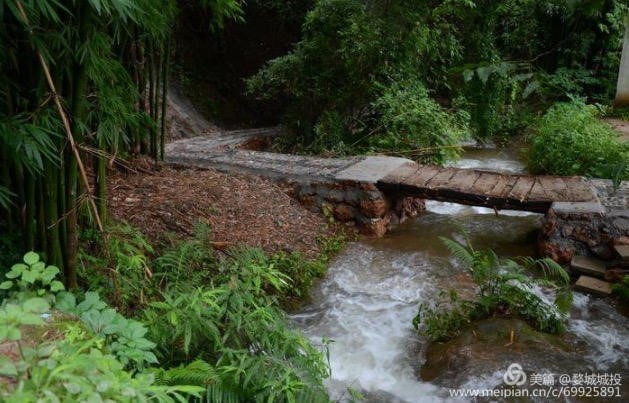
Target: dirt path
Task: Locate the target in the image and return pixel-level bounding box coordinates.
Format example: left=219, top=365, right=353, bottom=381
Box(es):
left=605, top=118, right=629, bottom=142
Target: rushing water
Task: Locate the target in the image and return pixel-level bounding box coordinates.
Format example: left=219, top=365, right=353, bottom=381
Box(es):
left=292, top=148, right=629, bottom=402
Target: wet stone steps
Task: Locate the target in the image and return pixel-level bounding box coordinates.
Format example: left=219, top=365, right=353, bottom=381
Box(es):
left=614, top=244, right=629, bottom=261
left=574, top=275, right=612, bottom=296
left=570, top=255, right=608, bottom=278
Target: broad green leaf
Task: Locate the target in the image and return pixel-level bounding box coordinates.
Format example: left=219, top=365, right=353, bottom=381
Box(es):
left=50, top=280, right=65, bottom=292
left=55, top=291, right=77, bottom=313
left=0, top=280, right=12, bottom=290
left=476, top=66, right=492, bottom=84
left=0, top=356, right=17, bottom=377
left=522, top=81, right=539, bottom=99
left=42, top=266, right=60, bottom=282
left=20, top=313, right=44, bottom=326
left=7, top=327, right=21, bottom=341
left=64, top=382, right=82, bottom=394
left=23, top=251, right=40, bottom=265
left=22, top=269, right=38, bottom=284
left=6, top=263, right=27, bottom=278
left=23, top=297, right=50, bottom=314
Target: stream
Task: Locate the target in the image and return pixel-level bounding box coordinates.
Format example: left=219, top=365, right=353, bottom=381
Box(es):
left=292, top=147, right=628, bottom=402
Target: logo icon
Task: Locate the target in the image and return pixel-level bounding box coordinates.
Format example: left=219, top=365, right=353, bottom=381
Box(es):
left=503, top=363, right=527, bottom=386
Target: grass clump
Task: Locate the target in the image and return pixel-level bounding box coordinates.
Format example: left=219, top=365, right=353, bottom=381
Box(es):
left=414, top=237, right=572, bottom=342
left=528, top=99, right=628, bottom=180
left=612, top=275, right=629, bottom=304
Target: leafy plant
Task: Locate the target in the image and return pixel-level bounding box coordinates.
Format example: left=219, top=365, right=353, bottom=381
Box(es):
left=528, top=99, right=629, bottom=179
left=78, top=223, right=155, bottom=309
left=0, top=253, right=202, bottom=402
left=0, top=251, right=65, bottom=303
left=612, top=275, right=629, bottom=304
left=153, top=222, right=216, bottom=289
left=414, top=237, right=572, bottom=342
left=143, top=246, right=330, bottom=402
left=56, top=291, right=158, bottom=370
left=372, top=78, right=467, bottom=163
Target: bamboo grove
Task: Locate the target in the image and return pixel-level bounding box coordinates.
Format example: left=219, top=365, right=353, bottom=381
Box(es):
left=0, top=0, right=242, bottom=288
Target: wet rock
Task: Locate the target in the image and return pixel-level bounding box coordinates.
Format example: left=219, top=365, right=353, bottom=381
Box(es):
left=395, top=197, right=426, bottom=223
left=539, top=204, right=629, bottom=264
left=570, top=256, right=607, bottom=278
left=574, top=275, right=612, bottom=296
left=359, top=199, right=388, bottom=218
left=359, top=216, right=390, bottom=237
left=333, top=204, right=357, bottom=223
left=615, top=236, right=629, bottom=246
left=420, top=318, right=573, bottom=387
left=614, top=244, right=629, bottom=261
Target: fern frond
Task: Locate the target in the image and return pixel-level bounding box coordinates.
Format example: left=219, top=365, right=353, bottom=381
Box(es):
left=440, top=237, right=474, bottom=266
left=155, top=360, right=220, bottom=386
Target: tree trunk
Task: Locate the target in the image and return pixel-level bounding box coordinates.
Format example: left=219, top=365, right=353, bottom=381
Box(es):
left=615, top=15, right=629, bottom=106
left=160, top=35, right=171, bottom=160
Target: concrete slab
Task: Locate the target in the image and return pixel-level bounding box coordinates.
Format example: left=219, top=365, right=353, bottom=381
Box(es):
left=614, top=244, right=629, bottom=261
left=570, top=256, right=607, bottom=278
left=334, top=156, right=415, bottom=183
left=551, top=202, right=605, bottom=215
left=574, top=275, right=612, bottom=296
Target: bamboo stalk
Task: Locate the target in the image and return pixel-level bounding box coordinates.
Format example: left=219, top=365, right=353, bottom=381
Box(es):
left=25, top=173, right=35, bottom=250
left=16, top=1, right=104, bottom=236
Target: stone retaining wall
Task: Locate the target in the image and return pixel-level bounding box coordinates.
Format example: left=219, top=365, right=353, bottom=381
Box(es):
left=289, top=181, right=425, bottom=237
left=538, top=201, right=629, bottom=263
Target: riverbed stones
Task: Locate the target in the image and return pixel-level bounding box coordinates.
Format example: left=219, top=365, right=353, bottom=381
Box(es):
left=574, top=275, right=612, bottom=296
left=570, top=255, right=607, bottom=278
left=614, top=244, right=629, bottom=261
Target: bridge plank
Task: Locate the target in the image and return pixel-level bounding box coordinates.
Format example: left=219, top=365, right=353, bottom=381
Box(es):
left=447, top=170, right=481, bottom=191
left=508, top=176, right=536, bottom=201
left=426, top=168, right=458, bottom=188
left=404, top=165, right=441, bottom=187
left=539, top=176, right=568, bottom=200
left=489, top=175, right=517, bottom=197
left=529, top=177, right=550, bottom=201
left=380, top=162, right=420, bottom=184
left=472, top=172, right=499, bottom=195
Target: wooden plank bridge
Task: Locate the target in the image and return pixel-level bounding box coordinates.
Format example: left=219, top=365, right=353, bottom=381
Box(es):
left=377, top=162, right=598, bottom=213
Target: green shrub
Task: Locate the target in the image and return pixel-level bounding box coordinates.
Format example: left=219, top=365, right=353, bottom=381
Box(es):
left=153, top=223, right=216, bottom=289
left=0, top=252, right=202, bottom=402
left=414, top=237, right=572, bottom=342
left=78, top=223, right=155, bottom=309
left=528, top=100, right=628, bottom=179
left=143, top=247, right=330, bottom=401
left=612, top=275, right=629, bottom=304
left=371, top=79, right=467, bottom=163
left=247, top=0, right=465, bottom=158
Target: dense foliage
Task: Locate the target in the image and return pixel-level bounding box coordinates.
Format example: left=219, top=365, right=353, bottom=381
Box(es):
left=528, top=99, right=628, bottom=180
left=414, top=237, right=572, bottom=342
left=1, top=237, right=333, bottom=401
left=249, top=0, right=627, bottom=158
left=0, top=0, right=245, bottom=289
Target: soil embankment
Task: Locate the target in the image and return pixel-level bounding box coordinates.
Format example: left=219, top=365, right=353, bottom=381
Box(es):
left=107, top=161, right=336, bottom=258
